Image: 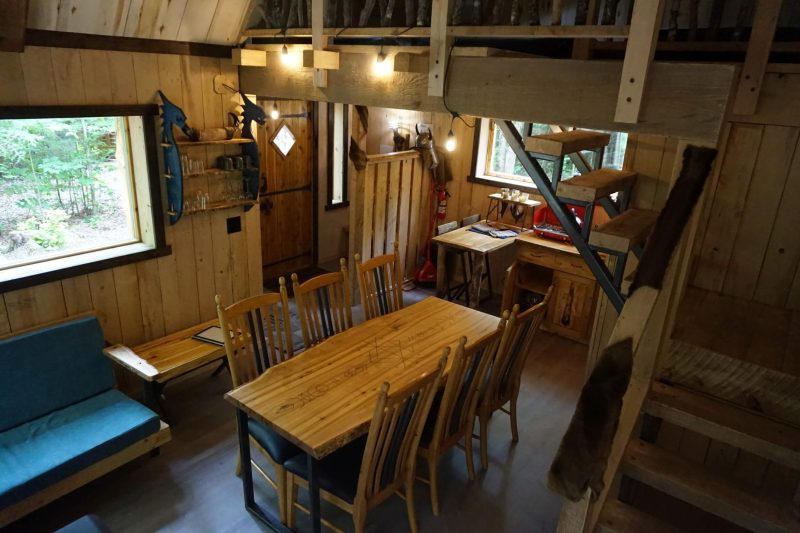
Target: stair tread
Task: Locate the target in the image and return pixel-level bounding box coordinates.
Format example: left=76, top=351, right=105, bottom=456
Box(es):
left=622, top=439, right=798, bottom=533
left=525, top=130, right=611, bottom=157
left=557, top=168, right=637, bottom=202
left=621, top=269, right=636, bottom=296
left=596, top=499, right=681, bottom=533
left=589, top=208, right=659, bottom=252
left=645, top=382, right=800, bottom=471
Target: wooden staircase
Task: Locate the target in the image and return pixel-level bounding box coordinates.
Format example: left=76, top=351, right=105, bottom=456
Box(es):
left=497, top=123, right=659, bottom=312
left=596, top=381, right=800, bottom=532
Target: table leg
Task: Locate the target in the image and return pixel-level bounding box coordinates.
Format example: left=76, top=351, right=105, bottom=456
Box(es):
left=143, top=380, right=174, bottom=426
left=469, top=252, right=486, bottom=309
left=307, top=454, right=322, bottom=533
left=236, top=408, right=291, bottom=532
left=435, top=242, right=447, bottom=298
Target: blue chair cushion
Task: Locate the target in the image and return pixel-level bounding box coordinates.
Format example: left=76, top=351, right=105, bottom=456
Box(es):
left=0, top=389, right=160, bottom=508
left=284, top=437, right=367, bottom=504
left=247, top=419, right=302, bottom=465
left=0, top=316, right=113, bottom=432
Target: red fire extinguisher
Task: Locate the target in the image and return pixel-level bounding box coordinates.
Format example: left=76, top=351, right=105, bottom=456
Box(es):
left=436, top=184, right=449, bottom=220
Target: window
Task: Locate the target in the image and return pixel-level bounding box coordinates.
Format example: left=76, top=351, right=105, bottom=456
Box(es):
left=326, top=103, right=349, bottom=209
left=472, top=118, right=628, bottom=190
left=0, top=106, right=168, bottom=291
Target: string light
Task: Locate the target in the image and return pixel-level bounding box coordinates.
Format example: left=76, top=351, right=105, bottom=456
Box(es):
left=270, top=100, right=280, bottom=120
left=280, top=43, right=291, bottom=65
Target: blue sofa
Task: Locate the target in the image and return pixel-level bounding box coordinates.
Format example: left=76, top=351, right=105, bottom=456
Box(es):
left=0, top=315, right=170, bottom=526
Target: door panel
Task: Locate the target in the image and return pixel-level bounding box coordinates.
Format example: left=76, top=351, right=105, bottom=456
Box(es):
left=259, top=100, right=314, bottom=280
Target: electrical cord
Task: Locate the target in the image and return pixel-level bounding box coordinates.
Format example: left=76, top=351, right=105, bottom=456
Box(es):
left=442, top=43, right=477, bottom=130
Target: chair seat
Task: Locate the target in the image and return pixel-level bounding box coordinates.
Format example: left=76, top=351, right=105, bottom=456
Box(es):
left=284, top=437, right=367, bottom=504
left=247, top=419, right=303, bottom=465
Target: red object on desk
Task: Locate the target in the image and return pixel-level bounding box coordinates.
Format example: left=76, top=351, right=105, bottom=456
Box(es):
left=533, top=205, right=584, bottom=243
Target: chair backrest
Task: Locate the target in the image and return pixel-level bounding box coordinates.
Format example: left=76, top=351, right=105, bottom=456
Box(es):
left=355, top=353, right=447, bottom=507
left=354, top=241, right=404, bottom=320
left=292, top=258, right=353, bottom=348
left=215, top=278, right=294, bottom=387
left=437, top=220, right=458, bottom=235
left=485, top=288, right=552, bottom=408
left=461, top=214, right=480, bottom=226
left=430, top=324, right=506, bottom=452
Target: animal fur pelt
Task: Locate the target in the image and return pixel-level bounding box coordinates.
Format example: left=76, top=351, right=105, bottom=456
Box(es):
left=355, top=105, right=369, bottom=133
left=548, top=338, right=633, bottom=501
left=548, top=145, right=717, bottom=502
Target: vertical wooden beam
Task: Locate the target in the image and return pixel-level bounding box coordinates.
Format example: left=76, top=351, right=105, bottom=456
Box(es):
left=552, top=0, right=563, bottom=25
left=0, top=0, right=27, bottom=52
left=312, top=0, right=328, bottom=87
left=732, top=0, right=782, bottom=116
left=572, top=0, right=600, bottom=59
left=427, top=0, right=450, bottom=97
left=614, top=0, right=665, bottom=124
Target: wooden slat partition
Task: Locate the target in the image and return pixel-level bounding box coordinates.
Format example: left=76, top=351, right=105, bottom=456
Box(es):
left=349, top=150, right=426, bottom=281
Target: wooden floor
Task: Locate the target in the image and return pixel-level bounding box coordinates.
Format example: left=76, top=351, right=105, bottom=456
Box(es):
left=8, top=295, right=587, bottom=533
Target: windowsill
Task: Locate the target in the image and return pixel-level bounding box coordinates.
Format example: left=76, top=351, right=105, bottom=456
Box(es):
left=0, top=242, right=172, bottom=293
left=324, top=201, right=350, bottom=211
left=468, top=174, right=540, bottom=194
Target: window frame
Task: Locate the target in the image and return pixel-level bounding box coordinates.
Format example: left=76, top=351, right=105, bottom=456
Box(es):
left=325, top=102, right=349, bottom=210
left=0, top=104, right=170, bottom=292
left=469, top=118, right=540, bottom=193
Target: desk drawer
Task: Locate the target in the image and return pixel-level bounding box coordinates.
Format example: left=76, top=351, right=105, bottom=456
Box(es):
left=517, top=246, right=557, bottom=268
left=554, top=254, right=593, bottom=278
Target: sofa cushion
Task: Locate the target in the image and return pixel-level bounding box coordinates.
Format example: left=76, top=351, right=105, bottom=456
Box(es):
left=0, top=316, right=113, bottom=432
left=0, top=389, right=160, bottom=508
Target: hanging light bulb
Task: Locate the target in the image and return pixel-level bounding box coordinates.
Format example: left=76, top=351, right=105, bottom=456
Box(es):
left=280, top=43, right=291, bottom=65
left=373, top=43, right=391, bottom=76
left=270, top=101, right=280, bottom=120
left=445, top=128, right=456, bottom=152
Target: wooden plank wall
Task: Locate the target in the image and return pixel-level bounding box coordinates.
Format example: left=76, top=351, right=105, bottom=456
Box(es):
left=0, top=46, right=262, bottom=350
left=351, top=151, right=425, bottom=280
left=25, top=0, right=254, bottom=45
left=691, top=122, right=800, bottom=310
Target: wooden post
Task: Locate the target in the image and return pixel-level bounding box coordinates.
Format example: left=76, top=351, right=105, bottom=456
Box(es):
left=732, top=0, right=783, bottom=116
left=312, top=0, right=328, bottom=87
left=614, top=0, right=665, bottom=124
left=0, top=0, right=27, bottom=52
left=428, top=0, right=451, bottom=97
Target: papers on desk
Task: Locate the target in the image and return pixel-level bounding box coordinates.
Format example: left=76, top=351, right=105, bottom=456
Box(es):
left=469, top=223, right=520, bottom=239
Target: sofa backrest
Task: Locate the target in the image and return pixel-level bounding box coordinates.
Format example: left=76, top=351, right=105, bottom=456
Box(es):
left=0, top=315, right=114, bottom=432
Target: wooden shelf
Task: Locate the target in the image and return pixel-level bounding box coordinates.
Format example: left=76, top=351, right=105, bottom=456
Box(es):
left=183, top=168, right=245, bottom=179
left=487, top=192, right=542, bottom=208
left=175, top=138, right=254, bottom=147
left=183, top=199, right=257, bottom=215
left=516, top=263, right=553, bottom=295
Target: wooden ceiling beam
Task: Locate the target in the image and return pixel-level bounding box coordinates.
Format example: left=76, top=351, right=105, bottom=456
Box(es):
left=240, top=52, right=735, bottom=141
left=428, top=0, right=451, bottom=97
left=243, top=24, right=630, bottom=40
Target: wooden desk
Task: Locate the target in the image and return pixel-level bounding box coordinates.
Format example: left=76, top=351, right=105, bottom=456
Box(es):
left=432, top=222, right=532, bottom=308
left=505, top=233, right=600, bottom=343
left=104, top=319, right=227, bottom=420
left=225, top=297, right=499, bottom=532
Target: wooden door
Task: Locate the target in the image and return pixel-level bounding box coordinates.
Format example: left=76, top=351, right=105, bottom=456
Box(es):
left=258, top=100, right=314, bottom=280
left=546, top=270, right=598, bottom=343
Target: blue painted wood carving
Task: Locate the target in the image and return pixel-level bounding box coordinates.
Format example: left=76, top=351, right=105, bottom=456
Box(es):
left=158, top=90, right=197, bottom=225
left=238, top=92, right=266, bottom=207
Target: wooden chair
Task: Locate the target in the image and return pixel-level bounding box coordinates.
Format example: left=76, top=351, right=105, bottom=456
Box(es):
left=462, top=213, right=493, bottom=301
left=285, top=354, right=448, bottom=533
left=417, top=324, right=506, bottom=516
left=476, top=288, right=552, bottom=470
left=291, top=258, right=353, bottom=349
left=354, top=241, right=404, bottom=320
left=215, top=278, right=298, bottom=524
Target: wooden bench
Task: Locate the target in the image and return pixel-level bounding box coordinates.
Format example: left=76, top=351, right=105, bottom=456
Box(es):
left=104, top=319, right=227, bottom=422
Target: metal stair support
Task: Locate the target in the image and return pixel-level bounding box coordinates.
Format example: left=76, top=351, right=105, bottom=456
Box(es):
left=497, top=120, right=625, bottom=312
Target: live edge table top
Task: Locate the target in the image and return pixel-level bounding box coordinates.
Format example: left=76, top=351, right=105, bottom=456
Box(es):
left=225, top=297, right=499, bottom=460
left=104, top=319, right=225, bottom=384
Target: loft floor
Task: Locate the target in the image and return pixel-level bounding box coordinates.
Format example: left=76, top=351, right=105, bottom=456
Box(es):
left=8, top=299, right=586, bottom=533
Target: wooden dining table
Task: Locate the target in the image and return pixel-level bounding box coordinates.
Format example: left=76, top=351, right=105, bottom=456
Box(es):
left=225, top=297, right=499, bottom=532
